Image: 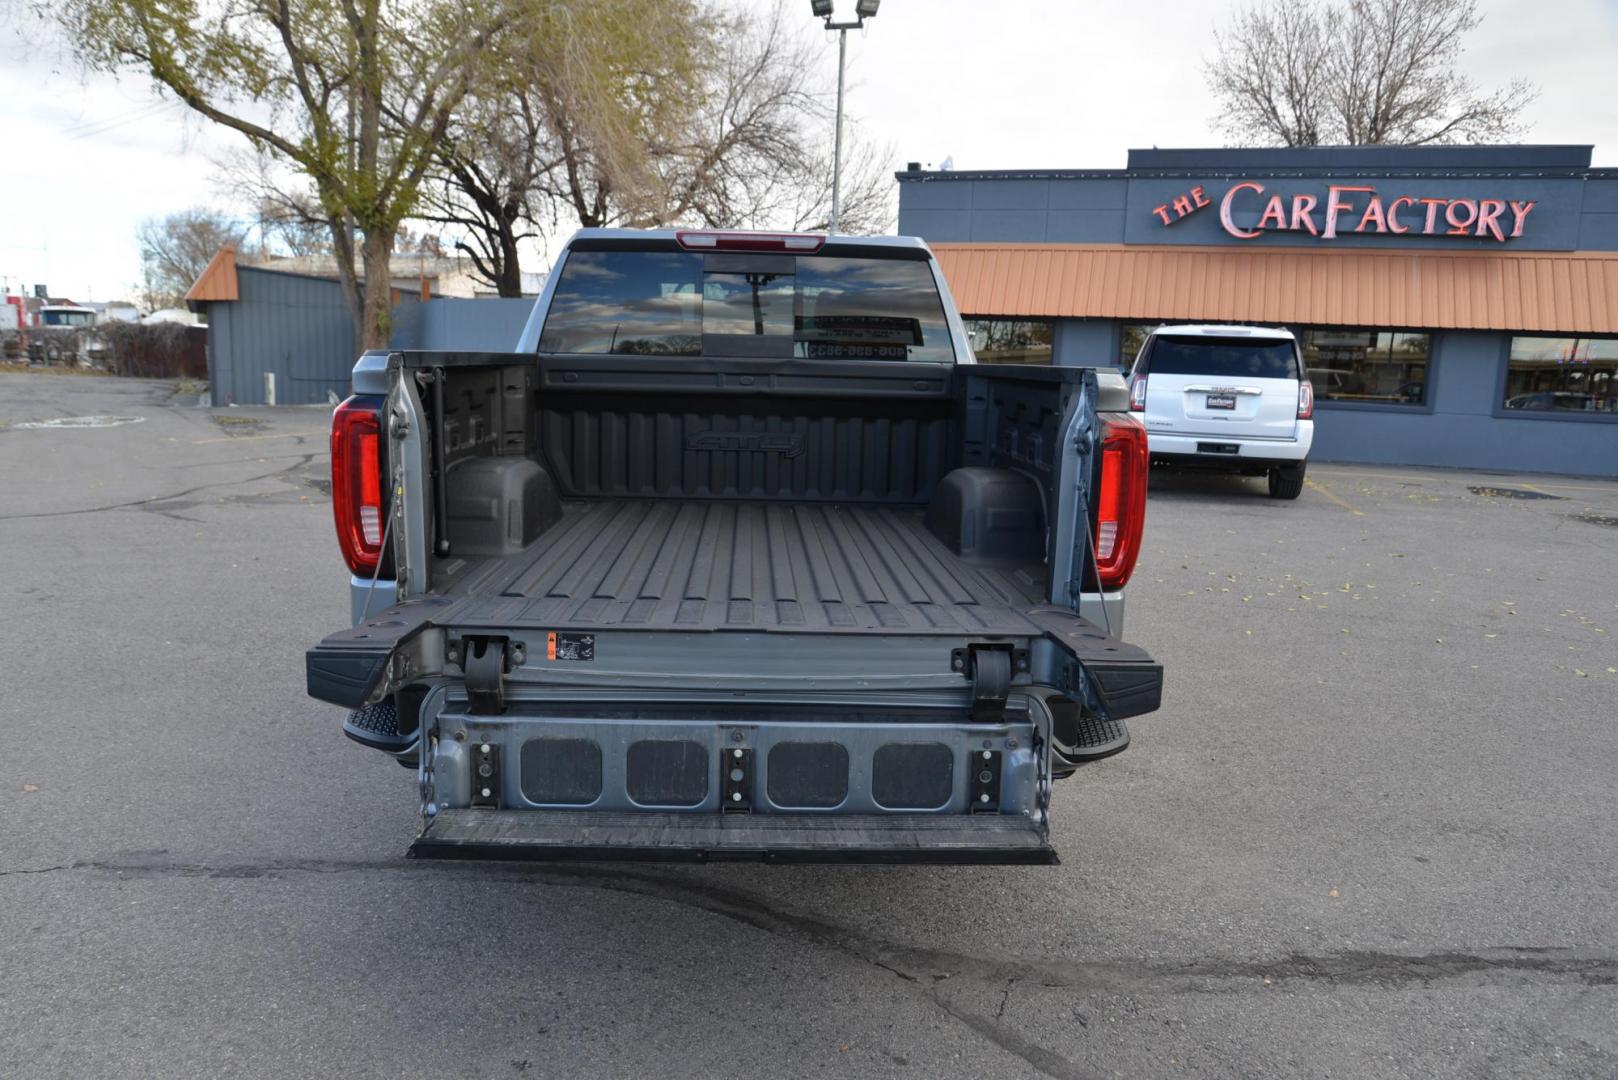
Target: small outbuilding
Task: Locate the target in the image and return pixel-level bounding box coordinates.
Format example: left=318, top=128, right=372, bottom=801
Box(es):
left=185, top=246, right=537, bottom=406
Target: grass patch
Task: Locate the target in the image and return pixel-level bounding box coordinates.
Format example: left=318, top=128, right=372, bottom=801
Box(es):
left=211, top=414, right=269, bottom=435
left=0, top=363, right=115, bottom=377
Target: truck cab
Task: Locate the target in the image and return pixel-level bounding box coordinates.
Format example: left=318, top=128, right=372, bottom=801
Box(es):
left=307, top=229, right=1162, bottom=863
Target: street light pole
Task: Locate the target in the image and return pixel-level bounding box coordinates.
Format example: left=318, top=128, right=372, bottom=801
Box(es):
left=813, top=1, right=878, bottom=235
left=832, top=25, right=846, bottom=234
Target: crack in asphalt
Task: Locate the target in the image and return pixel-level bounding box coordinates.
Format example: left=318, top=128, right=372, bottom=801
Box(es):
left=9, top=852, right=1616, bottom=993
left=7, top=850, right=1615, bottom=1080
left=939, top=1000, right=1096, bottom=1080
left=0, top=455, right=318, bottom=522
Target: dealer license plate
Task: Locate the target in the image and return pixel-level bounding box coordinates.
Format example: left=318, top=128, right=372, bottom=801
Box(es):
left=1205, top=393, right=1237, bottom=410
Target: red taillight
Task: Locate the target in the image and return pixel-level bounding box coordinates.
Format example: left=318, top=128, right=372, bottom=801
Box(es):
left=1094, top=413, right=1149, bottom=591
left=1129, top=373, right=1148, bottom=411
left=331, top=396, right=386, bottom=575
left=1298, top=379, right=1315, bottom=419
left=675, top=230, right=826, bottom=252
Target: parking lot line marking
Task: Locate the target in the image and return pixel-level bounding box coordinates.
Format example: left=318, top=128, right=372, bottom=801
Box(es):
left=191, top=429, right=327, bottom=445
left=1306, top=478, right=1365, bottom=516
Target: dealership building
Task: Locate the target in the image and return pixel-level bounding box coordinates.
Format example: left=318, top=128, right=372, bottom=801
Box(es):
left=898, top=145, right=1617, bottom=477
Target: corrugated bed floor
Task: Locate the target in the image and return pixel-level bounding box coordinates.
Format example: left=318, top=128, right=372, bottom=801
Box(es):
left=439, top=499, right=1047, bottom=635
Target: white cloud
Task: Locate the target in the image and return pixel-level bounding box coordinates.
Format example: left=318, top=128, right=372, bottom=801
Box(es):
left=0, top=54, right=237, bottom=302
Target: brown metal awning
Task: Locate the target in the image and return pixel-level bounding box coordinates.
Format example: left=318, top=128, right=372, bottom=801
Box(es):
left=185, top=245, right=239, bottom=303
left=933, top=242, right=1618, bottom=334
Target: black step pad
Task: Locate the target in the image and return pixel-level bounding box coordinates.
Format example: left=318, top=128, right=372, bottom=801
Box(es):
left=343, top=699, right=415, bottom=753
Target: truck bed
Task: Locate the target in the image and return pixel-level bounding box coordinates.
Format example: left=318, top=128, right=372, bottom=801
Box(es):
left=433, top=498, right=1048, bottom=636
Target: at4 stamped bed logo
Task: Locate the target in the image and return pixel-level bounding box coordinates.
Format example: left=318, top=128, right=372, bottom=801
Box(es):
left=685, top=431, right=805, bottom=458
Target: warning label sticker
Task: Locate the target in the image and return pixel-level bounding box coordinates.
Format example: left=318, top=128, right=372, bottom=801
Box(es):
left=546, top=631, right=595, bottom=662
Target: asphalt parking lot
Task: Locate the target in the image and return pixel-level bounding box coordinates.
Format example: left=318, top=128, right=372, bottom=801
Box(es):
left=2, top=370, right=1615, bottom=1079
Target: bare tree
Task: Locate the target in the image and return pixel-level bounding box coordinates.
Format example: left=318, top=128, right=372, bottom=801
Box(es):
left=137, top=208, right=250, bottom=311
left=258, top=200, right=337, bottom=259
left=1207, top=0, right=1537, bottom=146
left=775, top=129, right=895, bottom=236
left=1329, top=0, right=1536, bottom=144
left=214, top=148, right=340, bottom=259
left=418, top=0, right=893, bottom=291
left=636, top=5, right=821, bottom=229
left=1207, top=3, right=1328, bottom=147
left=407, top=0, right=705, bottom=295
left=417, top=81, right=556, bottom=296
left=623, top=3, right=892, bottom=234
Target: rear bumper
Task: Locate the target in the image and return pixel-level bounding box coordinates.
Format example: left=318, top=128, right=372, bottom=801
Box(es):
left=423, top=699, right=1045, bottom=818
left=413, top=695, right=1056, bottom=863
left=412, top=808, right=1056, bottom=864
left=1146, top=423, right=1312, bottom=468
left=309, top=603, right=1161, bottom=864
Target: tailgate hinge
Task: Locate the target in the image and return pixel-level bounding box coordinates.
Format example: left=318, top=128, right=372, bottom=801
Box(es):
left=462, top=636, right=510, bottom=715
left=952, top=644, right=1025, bottom=721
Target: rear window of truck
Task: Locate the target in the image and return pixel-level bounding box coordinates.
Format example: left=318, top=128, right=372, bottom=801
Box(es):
left=1144, top=336, right=1299, bottom=379
left=537, top=250, right=956, bottom=362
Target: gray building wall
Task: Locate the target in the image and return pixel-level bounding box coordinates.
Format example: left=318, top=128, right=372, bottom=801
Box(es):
left=1052, top=319, right=1121, bottom=368
left=388, top=297, right=534, bottom=351
left=205, top=270, right=538, bottom=405
left=1311, top=331, right=1618, bottom=476
left=904, top=146, right=1618, bottom=479
left=207, top=267, right=358, bottom=406
left=899, top=147, right=1618, bottom=252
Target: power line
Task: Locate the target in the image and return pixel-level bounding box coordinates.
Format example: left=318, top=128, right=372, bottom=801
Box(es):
left=60, top=100, right=181, bottom=142
left=53, top=99, right=169, bottom=137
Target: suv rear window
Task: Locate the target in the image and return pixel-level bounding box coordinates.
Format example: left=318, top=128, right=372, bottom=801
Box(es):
left=1143, top=335, right=1299, bottom=379
left=537, top=250, right=955, bottom=362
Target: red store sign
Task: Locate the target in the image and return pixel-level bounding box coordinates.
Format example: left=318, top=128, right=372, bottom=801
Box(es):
left=1154, top=182, right=1536, bottom=242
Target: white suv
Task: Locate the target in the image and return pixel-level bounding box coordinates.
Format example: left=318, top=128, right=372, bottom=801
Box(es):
left=1126, top=324, right=1314, bottom=500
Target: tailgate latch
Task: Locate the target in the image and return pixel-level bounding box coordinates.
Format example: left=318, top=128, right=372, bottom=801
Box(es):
left=462, top=636, right=510, bottom=715
left=952, top=644, right=1025, bottom=721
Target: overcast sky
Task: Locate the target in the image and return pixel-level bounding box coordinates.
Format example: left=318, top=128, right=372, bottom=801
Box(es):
left=2, top=0, right=1616, bottom=302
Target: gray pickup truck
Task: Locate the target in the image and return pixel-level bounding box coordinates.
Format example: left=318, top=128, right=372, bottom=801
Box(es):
left=306, top=229, right=1161, bottom=863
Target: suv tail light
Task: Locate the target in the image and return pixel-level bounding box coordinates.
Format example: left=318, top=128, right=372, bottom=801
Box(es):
left=1298, top=379, right=1315, bottom=419
left=331, top=395, right=387, bottom=575
left=675, top=230, right=825, bottom=252
left=1128, top=373, right=1148, bottom=411
left=1093, top=413, right=1149, bottom=591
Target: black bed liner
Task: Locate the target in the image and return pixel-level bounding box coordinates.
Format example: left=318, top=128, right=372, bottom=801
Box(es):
left=308, top=494, right=1161, bottom=712
left=436, top=498, right=1047, bottom=635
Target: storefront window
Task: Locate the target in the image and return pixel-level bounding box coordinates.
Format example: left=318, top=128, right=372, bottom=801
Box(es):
left=1296, top=329, right=1430, bottom=406
left=1120, top=323, right=1160, bottom=370
left=1503, top=337, right=1618, bottom=416
left=963, top=318, right=1053, bottom=364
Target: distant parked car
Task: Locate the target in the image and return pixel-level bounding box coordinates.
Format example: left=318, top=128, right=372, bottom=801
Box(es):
left=1127, top=324, right=1313, bottom=499
left=1505, top=391, right=1597, bottom=412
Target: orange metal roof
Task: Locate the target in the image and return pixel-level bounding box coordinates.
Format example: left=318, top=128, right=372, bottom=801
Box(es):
left=933, top=243, right=1618, bottom=335
left=185, top=245, right=239, bottom=303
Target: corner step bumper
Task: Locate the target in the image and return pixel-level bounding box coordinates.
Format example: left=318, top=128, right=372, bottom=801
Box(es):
left=410, top=809, right=1057, bottom=865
